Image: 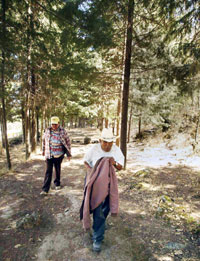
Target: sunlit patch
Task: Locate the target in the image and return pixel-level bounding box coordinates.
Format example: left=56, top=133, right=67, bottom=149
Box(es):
left=71, top=179, right=82, bottom=185
left=62, top=161, right=71, bottom=167
left=6, top=220, right=16, bottom=230
left=15, top=173, right=29, bottom=181
left=190, top=210, right=200, bottom=220
left=31, top=164, right=42, bottom=170
left=65, top=165, right=80, bottom=170
left=127, top=144, right=200, bottom=168
left=164, top=184, right=176, bottom=189
left=66, top=189, right=82, bottom=196
left=0, top=205, right=14, bottom=219
left=154, top=255, right=173, bottom=261
left=139, top=182, right=163, bottom=191
left=140, top=183, right=150, bottom=189
left=36, top=177, right=43, bottom=181
left=0, top=199, right=24, bottom=219
left=125, top=209, right=143, bottom=215
left=147, top=184, right=162, bottom=191
left=62, top=158, right=83, bottom=167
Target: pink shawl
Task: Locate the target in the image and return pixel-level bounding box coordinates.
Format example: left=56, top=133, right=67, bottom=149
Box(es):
left=81, top=157, right=119, bottom=230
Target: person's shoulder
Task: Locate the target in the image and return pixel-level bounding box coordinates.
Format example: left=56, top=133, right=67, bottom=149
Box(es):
left=112, top=144, right=123, bottom=153
left=112, top=144, right=120, bottom=150
left=90, top=143, right=99, bottom=149
left=86, top=143, right=99, bottom=152
left=94, top=143, right=101, bottom=149
left=59, top=127, right=68, bottom=133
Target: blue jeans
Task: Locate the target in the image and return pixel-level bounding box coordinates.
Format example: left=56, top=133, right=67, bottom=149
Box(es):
left=92, top=195, right=110, bottom=243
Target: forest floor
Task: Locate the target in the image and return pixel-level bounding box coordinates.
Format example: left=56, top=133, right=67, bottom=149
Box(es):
left=0, top=127, right=200, bottom=261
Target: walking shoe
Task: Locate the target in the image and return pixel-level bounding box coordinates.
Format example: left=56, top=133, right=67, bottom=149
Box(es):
left=93, top=241, right=101, bottom=252
left=55, top=186, right=61, bottom=190
left=40, top=191, right=48, bottom=196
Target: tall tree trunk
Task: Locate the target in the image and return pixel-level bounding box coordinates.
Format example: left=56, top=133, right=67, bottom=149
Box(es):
left=116, top=22, right=127, bottom=147
left=120, top=0, right=134, bottom=168
left=0, top=116, right=3, bottom=155
left=24, top=1, right=35, bottom=158
left=1, top=0, right=11, bottom=169
left=29, top=1, right=37, bottom=152
left=105, top=118, right=108, bottom=128
left=36, top=107, right=39, bottom=143
left=31, top=68, right=36, bottom=152
left=21, top=103, right=26, bottom=143
left=127, top=103, right=133, bottom=143
left=25, top=102, right=31, bottom=159
left=40, top=112, right=43, bottom=147
left=116, top=97, right=121, bottom=146
left=138, top=114, right=142, bottom=136
left=0, top=112, right=5, bottom=148
left=194, top=115, right=199, bottom=143
left=195, top=90, right=200, bottom=142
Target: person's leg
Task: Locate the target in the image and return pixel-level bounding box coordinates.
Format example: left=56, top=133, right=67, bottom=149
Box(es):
left=54, top=155, right=64, bottom=187
left=42, top=158, right=53, bottom=192
left=102, top=195, right=110, bottom=219
left=92, top=196, right=110, bottom=251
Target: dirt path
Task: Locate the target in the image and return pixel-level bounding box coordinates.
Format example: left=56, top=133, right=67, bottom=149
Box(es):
left=0, top=128, right=200, bottom=261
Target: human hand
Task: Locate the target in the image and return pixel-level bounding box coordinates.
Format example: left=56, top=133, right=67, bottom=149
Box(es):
left=84, top=228, right=91, bottom=232
left=109, top=157, right=115, bottom=166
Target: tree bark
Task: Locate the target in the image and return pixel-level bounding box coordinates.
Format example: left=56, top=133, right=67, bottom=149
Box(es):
left=120, top=0, right=134, bottom=168
left=116, top=19, right=127, bottom=147
left=36, top=107, right=40, bottom=143
left=25, top=104, right=31, bottom=159
left=138, top=114, right=142, bottom=136
left=0, top=116, right=4, bottom=154
left=1, top=0, right=11, bottom=169
left=40, top=111, right=44, bottom=149
left=127, top=103, right=133, bottom=143
left=195, top=90, right=200, bottom=142
left=30, top=68, right=36, bottom=152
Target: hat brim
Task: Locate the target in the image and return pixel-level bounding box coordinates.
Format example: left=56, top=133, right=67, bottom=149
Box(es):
left=99, top=135, right=119, bottom=142
left=101, top=138, right=115, bottom=142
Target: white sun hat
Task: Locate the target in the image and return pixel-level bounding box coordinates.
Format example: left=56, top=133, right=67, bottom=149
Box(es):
left=51, top=116, right=59, bottom=124
left=100, top=128, right=116, bottom=142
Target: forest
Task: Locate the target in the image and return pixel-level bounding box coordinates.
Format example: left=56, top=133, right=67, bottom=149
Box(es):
left=0, top=1, right=200, bottom=260
left=0, top=0, right=199, bottom=168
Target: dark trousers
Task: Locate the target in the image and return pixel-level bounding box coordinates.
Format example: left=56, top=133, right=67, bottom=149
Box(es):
left=92, top=195, right=110, bottom=243
left=42, top=155, right=64, bottom=192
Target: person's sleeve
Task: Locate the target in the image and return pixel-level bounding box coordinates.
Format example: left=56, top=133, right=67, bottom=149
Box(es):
left=83, top=147, right=93, bottom=167
left=64, top=130, right=71, bottom=155
left=115, top=147, right=125, bottom=167
left=42, top=131, right=46, bottom=155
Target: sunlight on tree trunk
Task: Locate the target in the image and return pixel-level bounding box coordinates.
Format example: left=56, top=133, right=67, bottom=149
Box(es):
left=138, top=114, right=142, bottom=137
left=120, top=0, right=134, bottom=168
left=1, top=0, right=11, bottom=169
left=127, top=103, right=133, bottom=143
left=116, top=97, right=121, bottom=147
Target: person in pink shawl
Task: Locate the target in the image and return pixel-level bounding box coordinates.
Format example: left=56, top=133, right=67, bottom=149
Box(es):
left=80, top=128, right=124, bottom=252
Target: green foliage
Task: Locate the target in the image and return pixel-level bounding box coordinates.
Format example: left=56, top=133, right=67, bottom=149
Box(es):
left=0, top=0, right=199, bottom=135
left=125, top=0, right=200, bottom=132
